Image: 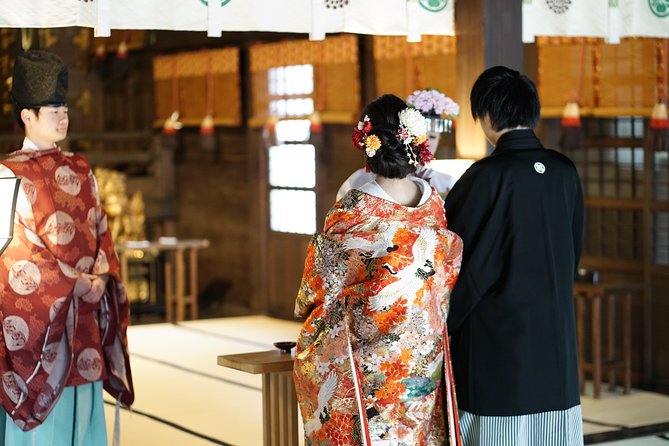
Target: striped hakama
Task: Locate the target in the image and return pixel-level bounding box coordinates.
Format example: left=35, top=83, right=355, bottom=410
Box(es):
left=459, top=405, right=584, bottom=446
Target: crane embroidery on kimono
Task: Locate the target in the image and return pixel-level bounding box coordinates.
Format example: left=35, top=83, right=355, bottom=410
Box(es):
left=303, top=370, right=338, bottom=435
left=369, top=226, right=437, bottom=312
left=344, top=222, right=400, bottom=258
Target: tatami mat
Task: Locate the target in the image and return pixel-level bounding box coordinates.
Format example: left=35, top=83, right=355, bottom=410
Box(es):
left=597, top=436, right=669, bottom=445
left=104, top=316, right=668, bottom=446
left=105, top=316, right=301, bottom=445
left=582, top=390, right=669, bottom=428
left=583, top=421, right=619, bottom=436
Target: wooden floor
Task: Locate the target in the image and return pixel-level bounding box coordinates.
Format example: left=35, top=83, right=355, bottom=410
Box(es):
left=104, top=316, right=669, bottom=445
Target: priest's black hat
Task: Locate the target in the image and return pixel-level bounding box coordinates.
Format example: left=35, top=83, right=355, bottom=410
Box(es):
left=11, top=50, right=68, bottom=108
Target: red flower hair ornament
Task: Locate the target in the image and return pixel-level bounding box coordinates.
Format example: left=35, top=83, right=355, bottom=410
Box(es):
left=352, top=109, right=433, bottom=166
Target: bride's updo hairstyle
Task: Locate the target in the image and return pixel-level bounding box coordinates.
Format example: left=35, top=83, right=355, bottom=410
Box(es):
left=352, top=94, right=431, bottom=179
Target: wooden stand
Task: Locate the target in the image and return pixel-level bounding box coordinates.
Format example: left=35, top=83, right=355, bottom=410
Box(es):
left=119, top=238, right=210, bottom=321
left=217, top=350, right=297, bottom=446
left=574, top=282, right=640, bottom=398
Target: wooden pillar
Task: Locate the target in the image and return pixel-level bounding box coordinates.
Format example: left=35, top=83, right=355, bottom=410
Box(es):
left=455, top=0, right=524, bottom=160
left=243, top=41, right=268, bottom=314
left=359, top=36, right=377, bottom=108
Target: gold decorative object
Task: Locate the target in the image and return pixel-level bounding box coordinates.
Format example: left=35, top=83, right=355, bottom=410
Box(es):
left=76, top=89, right=92, bottom=115
left=95, top=168, right=149, bottom=303
left=94, top=167, right=146, bottom=244
left=0, top=30, right=16, bottom=50
left=124, top=191, right=147, bottom=241
left=38, top=29, right=58, bottom=49
left=72, top=29, right=91, bottom=51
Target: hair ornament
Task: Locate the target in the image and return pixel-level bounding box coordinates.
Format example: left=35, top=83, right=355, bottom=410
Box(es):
left=397, top=107, right=432, bottom=166
left=351, top=108, right=434, bottom=166
left=352, top=115, right=381, bottom=157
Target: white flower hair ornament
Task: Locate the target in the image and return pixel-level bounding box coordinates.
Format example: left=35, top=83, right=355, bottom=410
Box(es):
left=397, top=108, right=432, bottom=167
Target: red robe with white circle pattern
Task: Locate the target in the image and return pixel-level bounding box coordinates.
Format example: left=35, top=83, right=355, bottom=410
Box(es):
left=0, top=148, right=133, bottom=431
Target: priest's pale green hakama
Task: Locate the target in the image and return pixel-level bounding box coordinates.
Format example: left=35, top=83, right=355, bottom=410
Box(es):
left=0, top=382, right=107, bottom=446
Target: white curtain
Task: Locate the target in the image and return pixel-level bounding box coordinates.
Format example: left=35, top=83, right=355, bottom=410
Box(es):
left=522, top=0, right=610, bottom=43
left=0, top=0, right=99, bottom=29
left=0, top=0, right=455, bottom=40
left=611, top=0, right=669, bottom=41
left=523, top=0, right=669, bottom=43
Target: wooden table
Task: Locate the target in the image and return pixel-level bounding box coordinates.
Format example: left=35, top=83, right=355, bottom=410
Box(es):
left=218, top=350, right=297, bottom=446
left=574, top=282, right=641, bottom=398
left=118, top=238, right=210, bottom=321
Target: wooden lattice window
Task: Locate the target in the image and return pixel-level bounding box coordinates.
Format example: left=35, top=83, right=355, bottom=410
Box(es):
left=562, top=117, right=669, bottom=268
left=654, top=151, right=669, bottom=266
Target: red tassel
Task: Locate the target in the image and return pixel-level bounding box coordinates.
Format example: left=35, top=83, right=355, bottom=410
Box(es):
left=559, top=102, right=584, bottom=151
left=200, top=114, right=216, bottom=152
left=116, top=41, right=128, bottom=60
left=95, top=44, right=106, bottom=61
left=162, top=111, right=181, bottom=135
left=263, top=116, right=279, bottom=146
left=161, top=112, right=181, bottom=151
left=200, top=114, right=215, bottom=135
left=647, top=103, right=669, bottom=152
left=309, top=112, right=322, bottom=133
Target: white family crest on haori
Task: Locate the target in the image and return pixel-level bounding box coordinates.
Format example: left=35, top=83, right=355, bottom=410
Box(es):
left=369, top=226, right=437, bottom=312
left=344, top=222, right=400, bottom=258
left=303, top=370, right=338, bottom=435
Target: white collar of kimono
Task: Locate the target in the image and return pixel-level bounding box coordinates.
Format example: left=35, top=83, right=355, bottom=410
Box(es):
left=22, top=137, right=57, bottom=151
left=358, top=176, right=432, bottom=207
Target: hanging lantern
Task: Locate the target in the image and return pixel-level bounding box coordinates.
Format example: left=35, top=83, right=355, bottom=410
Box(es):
left=559, top=102, right=584, bottom=151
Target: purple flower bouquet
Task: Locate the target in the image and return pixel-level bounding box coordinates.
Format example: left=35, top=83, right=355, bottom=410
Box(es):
left=406, top=89, right=459, bottom=133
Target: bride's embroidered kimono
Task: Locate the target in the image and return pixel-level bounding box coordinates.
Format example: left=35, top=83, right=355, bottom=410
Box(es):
left=294, top=188, right=463, bottom=446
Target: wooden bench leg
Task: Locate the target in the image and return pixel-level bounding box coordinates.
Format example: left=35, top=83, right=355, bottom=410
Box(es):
left=576, top=294, right=585, bottom=395
left=176, top=248, right=185, bottom=321
left=607, top=294, right=616, bottom=391
left=189, top=248, right=198, bottom=320
left=592, top=295, right=602, bottom=399
left=623, top=292, right=632, bottom=394
left=164, top=256, right=173, bottom=322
